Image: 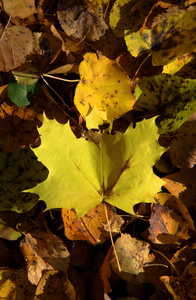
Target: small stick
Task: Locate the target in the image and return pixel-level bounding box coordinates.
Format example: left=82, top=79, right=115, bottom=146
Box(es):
left=104, top=202, right=121, bottom=273
left=0, top=0, right=14, bottom=41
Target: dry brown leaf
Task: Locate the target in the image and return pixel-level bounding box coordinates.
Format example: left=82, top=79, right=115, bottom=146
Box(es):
left=62, top=203, right=114, bottom=245
left=57, top=0, right=108, bottom=42
left=20, top=227, right=70, bottom=285
left=160, top=264, right=196, bottom=300
left=164, top=166, right=196, bottom=208
left=155, top=193, right=195, bottom=230
left=0, top=26, right=34, bottom=72
left=170, top=245, right=196, bottom=275
left=2, top=0, right=37, bottom=19
left=169, top=112, right=196, bottom=168
left=148, top=203, right=190, bottom=244
left=0, top=268, right=36, bottom=299
left=34, top=270, right=76, bottom=299
left=91, top=246, right=114, bottom=300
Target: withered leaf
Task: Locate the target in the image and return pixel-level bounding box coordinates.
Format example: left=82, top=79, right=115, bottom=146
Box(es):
left=20, top=227, right=70, bottom=285
left=148, top=203, right=190, bottom=244
left=57, top=0, right=108, bottom=42
left=0, top=26, right=34, bottom=72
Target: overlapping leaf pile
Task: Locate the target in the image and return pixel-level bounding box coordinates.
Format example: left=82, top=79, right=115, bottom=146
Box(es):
left=0, top=0, right=195, bottom=299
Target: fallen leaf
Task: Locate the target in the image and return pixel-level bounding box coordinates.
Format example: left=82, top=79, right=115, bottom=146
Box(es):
left=74, top=53, right=135, bottom=122
left=2, top=0, right=37, bottom=18
left=0, top=268, right=36, bottom=299
left=140, top=2, right=178, bottom=32
left=20, top=227, right=70, bottom=285
left=26, top=115, right=165, bottom=217
left=0, top=145, right=48, bottom=212
left=57, top=0, right=108, bottom=42
left=111, top=234, right=151, bottom=284
left=170, top=245, right=196, bottom=275
left=152, top=9, right=196, bottom=66
left=8, top=78, right=40, bottom=107
left=91, top=246, right=114, bottom=299
left=169, top=112, right=196, bottom=168
left=62, top=203, right=110, bottom=245
left=163, top=52, right=195, bottom=76
left=84, top=0, right=109, bottom=12
left=135, top=74, right=196, bottom=133
left=148, top=203, right=190, bottom=244
left=125, top=3, right=185, bottom=57
left=160, top=264, right=196, bottom=300
left=109, top=0, right=156, bottom=37
left=34, top=270, right=76, bottom=300
left=164, top=166, right=196, bottom=208
left=0, top=26, right=34, bottom=72
left=156, top=192, right=195, bottom=230
left=62, top=204, right=124, bottom=245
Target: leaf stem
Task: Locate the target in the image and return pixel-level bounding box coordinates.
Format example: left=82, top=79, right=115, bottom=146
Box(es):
left=151, top=247, right=180, bottom=277
left=43, top=73, right=80, bottom=83
left=0, top=0, right=14, bottom=41
left=104, top=203, right=121, bottom=273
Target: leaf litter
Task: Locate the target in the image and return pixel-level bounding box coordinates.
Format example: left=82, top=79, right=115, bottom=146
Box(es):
left=0, top=0, right=195, bottom=299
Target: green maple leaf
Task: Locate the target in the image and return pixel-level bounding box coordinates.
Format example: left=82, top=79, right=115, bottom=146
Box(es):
left=26, top=115, right=165, bottom=217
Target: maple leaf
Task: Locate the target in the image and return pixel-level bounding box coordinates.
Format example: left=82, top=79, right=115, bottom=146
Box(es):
left=26, top=114, right=165, bottom=217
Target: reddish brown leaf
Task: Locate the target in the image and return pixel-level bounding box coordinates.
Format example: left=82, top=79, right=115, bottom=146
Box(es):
left=91, top=246, right=114, bottom=300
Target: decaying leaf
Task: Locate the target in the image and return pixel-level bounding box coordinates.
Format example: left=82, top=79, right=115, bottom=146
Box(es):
left=34, top=270, right=76, bottom=299
left=26, top=115, right=165, bottom=217
left=111, top=233, right=151, bottom=284
left=156, top=192, right=195, bottom=230
left=62, top=203, right=124, bottom=245
left=84, top=0, right=109, bottom=12
left=0, top=268, right=36, bottom=299
left=0, top=145, right=48, bottom=212
left=161, top=263, right=196, bottom=300
left=135, top=74, right=196, bottom=133
left=0, top=26, right=34, bottom=72
left=164, top=166, right=196, bottom=208
left=152, top=9, right=196, bottom=66
left=20, top=227, right=70, bottom=285
left=57, top=0, right=108, bottom=42
left=169, top=112, right=196, bottom=168
left=110, top=0, right=156, bottom=37
left=91, top=246, right=114, bottom=299
left=2, top=0, right=37, bottom=18
left=125, top=3, right=185, bottom=57
left=62, top=203, right=109, bottom=245
left=163, top=52, right=196, bottom=76
left=74, top=52, right=135, bottom=123
left=148, top=203, right=190, bottom=244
